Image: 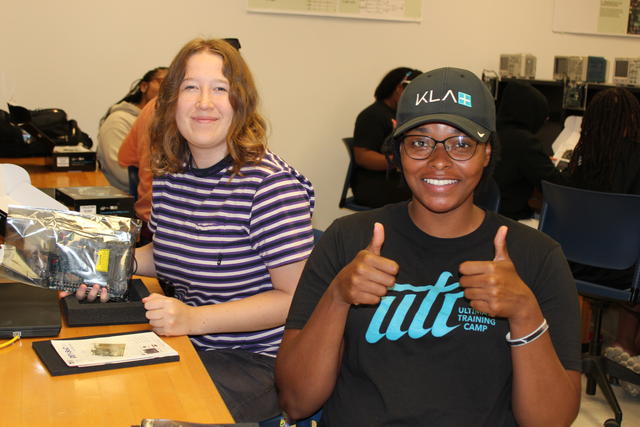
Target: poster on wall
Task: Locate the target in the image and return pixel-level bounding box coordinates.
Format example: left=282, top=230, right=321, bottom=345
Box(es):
left=247, top=0, right=422, bottom=22
left=553, top=0, right=640, bottom=37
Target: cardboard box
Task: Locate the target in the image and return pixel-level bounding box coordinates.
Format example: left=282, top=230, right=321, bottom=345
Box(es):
left=55, top=185, right=134, bottom=217
left=50, top=145, right=96, bottom=171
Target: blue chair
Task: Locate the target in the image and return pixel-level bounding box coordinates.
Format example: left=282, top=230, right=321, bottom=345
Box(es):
left=474, top=176, right=501, bottom=212
left=128, top=165, right=140, bottom=200
left=538, top=180, right=640, bottom=427
left=312, top=228, right=323, bottom=245
left=339, top=137, right=372, bottom=212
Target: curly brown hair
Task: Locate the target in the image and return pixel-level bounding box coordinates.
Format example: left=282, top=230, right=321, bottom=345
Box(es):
left=150, top=38, right=267, bottom=175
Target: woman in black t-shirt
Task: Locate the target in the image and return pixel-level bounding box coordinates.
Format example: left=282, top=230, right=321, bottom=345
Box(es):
left=351, top=67, right=421, bottom=207
left=277, top=68, right=582, bottom=426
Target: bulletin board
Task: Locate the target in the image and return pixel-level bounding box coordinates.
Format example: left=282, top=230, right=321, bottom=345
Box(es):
left=553, top=0, right=640, bottom=37
left=247, top=0, right=422, bottom=22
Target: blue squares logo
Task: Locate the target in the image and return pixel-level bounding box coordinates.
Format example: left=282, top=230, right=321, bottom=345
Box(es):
left=458, top=92, right=472, bottom=108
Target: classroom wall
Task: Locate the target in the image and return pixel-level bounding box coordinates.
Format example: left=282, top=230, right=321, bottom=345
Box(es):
left=1, top=0, right=638, bottom=229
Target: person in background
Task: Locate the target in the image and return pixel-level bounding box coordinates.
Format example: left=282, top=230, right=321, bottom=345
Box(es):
left=68, top=38, right=315, bottom=422
left=493, top=81, right=566, bottom=220
left=97, top=67, right=167, bottom=192
left=565, top=87, right=640, bottom=397
left=118, top=99, right=156, bottom=244
left=276, top=68, right=581, bottom=426
left=351, top=67, right=421, bottom=208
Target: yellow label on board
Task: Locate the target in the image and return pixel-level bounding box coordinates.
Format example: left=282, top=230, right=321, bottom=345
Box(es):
left=96, top=249, right=110, bottom=272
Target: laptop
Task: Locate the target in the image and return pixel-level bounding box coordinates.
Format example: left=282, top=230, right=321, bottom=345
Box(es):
left=0, top=282, right=61, bottom=338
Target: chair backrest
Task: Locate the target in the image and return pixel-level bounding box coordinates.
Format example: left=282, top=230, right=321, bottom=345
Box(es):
left=474, top=177, right=501, bottom=213
left=538, top=180, right=640, bottom=302
left=339, top=137, right=356, bottom=209
left=127, top=165, right=139, bottom=200
left=312, top=228, right=323, bottom=245
left=338, top=137, right=373, bottom=211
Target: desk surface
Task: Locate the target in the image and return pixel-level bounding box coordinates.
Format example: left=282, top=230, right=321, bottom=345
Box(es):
left=0, top=156, right=109, bottom=188
left=0, top=277, right=234, bottom=427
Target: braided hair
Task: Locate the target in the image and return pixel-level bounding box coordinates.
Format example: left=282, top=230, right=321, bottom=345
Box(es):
left=567, top=87, right=640, bottom=191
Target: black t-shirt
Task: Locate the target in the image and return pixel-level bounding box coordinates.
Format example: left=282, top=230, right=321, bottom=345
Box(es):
left=352, top=101, right=410, bottom=207
left=494, top=127, right=566, bottom=220
left=286, top=203, right=581, bottom=427
left=353, top=100, right=395, bottom=153
left=494, top=82, right=566, bottom=220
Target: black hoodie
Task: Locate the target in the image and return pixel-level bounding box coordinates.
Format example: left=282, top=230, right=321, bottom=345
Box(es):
left=493, top=82, right=565, bottom=219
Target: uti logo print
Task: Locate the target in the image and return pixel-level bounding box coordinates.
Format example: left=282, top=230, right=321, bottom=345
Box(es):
left=364, top=271, right=495, bottom=344
left=415, top=89, right=473, bottom=108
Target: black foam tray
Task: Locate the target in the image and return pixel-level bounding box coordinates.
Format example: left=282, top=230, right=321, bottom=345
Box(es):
left=62, top=278, right=149, bottom=326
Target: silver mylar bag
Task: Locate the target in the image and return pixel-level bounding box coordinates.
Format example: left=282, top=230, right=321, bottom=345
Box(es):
left=0, top=206, right=141, bottom=299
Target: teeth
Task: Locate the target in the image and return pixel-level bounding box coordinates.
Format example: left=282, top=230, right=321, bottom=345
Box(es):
left=423, top=179, right=457, bottom=185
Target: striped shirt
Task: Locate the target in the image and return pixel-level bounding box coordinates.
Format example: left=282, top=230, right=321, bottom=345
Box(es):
left=149, top=151, right=315, bottom=356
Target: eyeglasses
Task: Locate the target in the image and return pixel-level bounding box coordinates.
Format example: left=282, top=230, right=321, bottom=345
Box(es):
left=401, top=134, right=481, bottom=161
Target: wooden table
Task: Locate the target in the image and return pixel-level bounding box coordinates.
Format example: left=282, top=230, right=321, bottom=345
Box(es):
left=0, top=277, right=234, bottom=427
left=0, top=156, right=109, bottom=188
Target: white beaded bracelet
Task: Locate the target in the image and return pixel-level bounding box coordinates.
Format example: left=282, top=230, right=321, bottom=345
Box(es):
left=505, top=318, right=549, bottom=347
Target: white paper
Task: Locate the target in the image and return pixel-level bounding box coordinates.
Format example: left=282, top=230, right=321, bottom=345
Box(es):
left=51, top=331, right=178, bottom=367
left=551, top=115, right=582, bottom=171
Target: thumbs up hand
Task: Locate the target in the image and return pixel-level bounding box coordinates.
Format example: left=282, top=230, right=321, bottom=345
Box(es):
left=330, top=222, right=399, bottom=307
left=492, top=225, right=510, bottom=262
left=458, top=226, right=537, bottom=320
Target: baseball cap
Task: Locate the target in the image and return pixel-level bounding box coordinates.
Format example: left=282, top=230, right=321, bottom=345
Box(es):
left=392, top=67, right=496, bottom=142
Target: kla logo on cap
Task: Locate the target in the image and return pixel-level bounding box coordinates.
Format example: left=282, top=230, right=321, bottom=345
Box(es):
left=415, top=89, right=473, bottom=108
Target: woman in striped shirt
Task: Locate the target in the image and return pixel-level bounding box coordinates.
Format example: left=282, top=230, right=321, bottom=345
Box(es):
left=76, top=38, right=315, bottom=422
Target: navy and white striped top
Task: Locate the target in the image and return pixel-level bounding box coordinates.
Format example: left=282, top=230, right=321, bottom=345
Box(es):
left=149, top=151, right=315, bottom=356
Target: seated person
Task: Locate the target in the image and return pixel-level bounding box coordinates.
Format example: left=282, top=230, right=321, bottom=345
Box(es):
left=276, top=68, right=581, bottom=426
left=118, top=39, right=241, bottom=245
left=493, top=81, right=566, bottom=220
left=97, top=67, right=167, bottom=192
left=352, top=67, right=421, bottom=208
left=65, top=38, right=315, bottom=422
left=564, top=87, right=640, bottom=397
left=118, top=99, right=156, bottom=244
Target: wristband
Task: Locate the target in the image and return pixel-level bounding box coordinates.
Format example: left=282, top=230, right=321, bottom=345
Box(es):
left=505, top=318, right=548, bottom=347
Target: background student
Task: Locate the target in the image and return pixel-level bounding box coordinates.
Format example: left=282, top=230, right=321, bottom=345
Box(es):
left=97, top=66, right=167, bottom=192
left=351, top=67, right=421, bottom=208
left=118, top=99, right=156, bottom=244
left=493, top=81, right=566, bottom=219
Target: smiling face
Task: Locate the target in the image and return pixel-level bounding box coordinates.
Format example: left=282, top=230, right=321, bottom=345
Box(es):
left=401, top=122, right=491, bottom=220
left=175, top=51, right=234, bottom=168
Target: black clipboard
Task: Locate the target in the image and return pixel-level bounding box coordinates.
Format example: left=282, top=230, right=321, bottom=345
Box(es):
left=33, top=330, right=180, bottom=376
